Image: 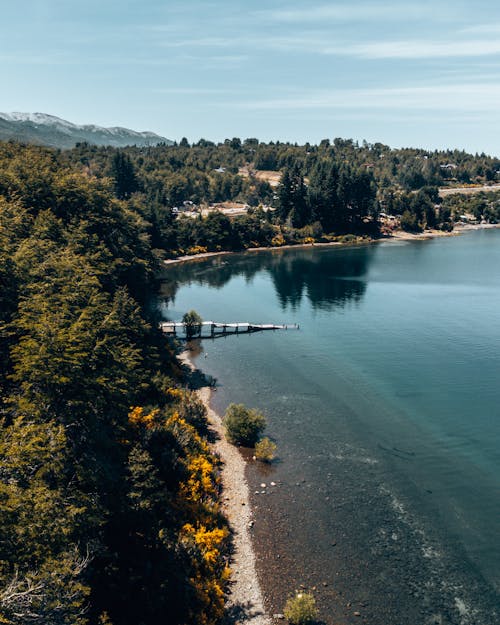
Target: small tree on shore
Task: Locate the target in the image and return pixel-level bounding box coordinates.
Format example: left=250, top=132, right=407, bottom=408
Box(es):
left=254, top=437, right=277, bottom=462
left=182, top=309, right=202, bottom=338
left=284, top=592, right=318, bottom=624
left=223, top=403, right=266, bottom=446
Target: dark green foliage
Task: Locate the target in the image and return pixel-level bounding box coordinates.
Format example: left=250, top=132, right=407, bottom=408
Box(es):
left=177, top=390, right=209, bottom=433
left=0, top=142, right=227, bottom=625
left=441, top=189, right=500, bottom=224
left=182, top=309, right=203, bottom=338
left=0, top=417, right=93, bottom=625
left=277, top=166, right=310, bottom=227
left=400, top=209, right=422, bottom=233
left=308, top=159, right=340, bottom=231
left=276, top=161, right=376, bottom=234
left=52, top=135, right=500, bottom=256
left=111, top=151, right=139, bottom=199
left=223, top=403, right=266, bottom=446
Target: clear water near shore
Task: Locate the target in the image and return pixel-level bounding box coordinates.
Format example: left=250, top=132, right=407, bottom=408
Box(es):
left=159, top=230, right=500, bottom=625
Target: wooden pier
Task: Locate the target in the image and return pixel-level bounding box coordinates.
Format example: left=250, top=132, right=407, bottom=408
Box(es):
left=160, top=320, right=299, bottom=339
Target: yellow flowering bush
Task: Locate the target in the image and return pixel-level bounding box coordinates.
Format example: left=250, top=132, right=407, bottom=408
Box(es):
left=186, top=245, right=208, bottom=255
left=166, top=387, right=184, bottom=400
left=129, top=390, right=229, bottom=624
left=271, top=233, right=285, bottom=246
left=181, top=524, right=230, bottom=624
left=128, top=406, right=161, bottom=429
left=181, top=456, right=217, bottom=503
left=181, top=523, right=228, bottom=565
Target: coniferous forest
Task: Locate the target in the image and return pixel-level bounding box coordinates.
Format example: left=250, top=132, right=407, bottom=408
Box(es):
left=0, top=138, right=499, bottom=624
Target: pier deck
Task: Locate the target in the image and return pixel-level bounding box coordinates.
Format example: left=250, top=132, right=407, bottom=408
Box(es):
left=160, top=320, right=299, bottom=339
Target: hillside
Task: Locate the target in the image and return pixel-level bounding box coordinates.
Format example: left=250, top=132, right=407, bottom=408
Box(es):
left=0, top=141, right=228, bottom=625
left=0, top=112, right=172, bottom=149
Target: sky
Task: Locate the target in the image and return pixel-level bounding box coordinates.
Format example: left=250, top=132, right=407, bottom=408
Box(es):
left=2, top=0, right=500, bottom=154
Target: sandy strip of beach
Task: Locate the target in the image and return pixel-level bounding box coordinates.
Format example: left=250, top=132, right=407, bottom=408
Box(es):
left=163, top=224, right=500, bottom=267
left=178, top=351, right=270, bottom=625
left=164, top=251, right=232, bottom=265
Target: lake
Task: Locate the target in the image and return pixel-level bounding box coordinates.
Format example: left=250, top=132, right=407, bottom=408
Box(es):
left=159, top=229, right=500, bottom=625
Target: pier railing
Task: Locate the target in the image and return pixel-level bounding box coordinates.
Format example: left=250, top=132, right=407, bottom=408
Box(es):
left=160, top=321, right=299, bottom=339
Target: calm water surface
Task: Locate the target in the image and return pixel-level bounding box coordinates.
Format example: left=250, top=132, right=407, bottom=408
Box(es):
left=160, top=230, right=500, bottom=625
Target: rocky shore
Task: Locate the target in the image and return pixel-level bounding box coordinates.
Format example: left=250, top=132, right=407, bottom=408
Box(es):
left=178, top=351, right=270, bottom=625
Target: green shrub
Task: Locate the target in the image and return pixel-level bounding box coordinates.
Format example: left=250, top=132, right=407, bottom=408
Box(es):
left=177, top=390, right=209, bottom=433
left=284, top=592, right=318, bottom=625
left=340, top=233, right=357, bottom=243
left=182, top=309, right=203, bottom=338
left=254, top=437, right=277, bottom=462
left=400, top=210, right=422, bottom=233
left=223, top=403, right=266, bottom=446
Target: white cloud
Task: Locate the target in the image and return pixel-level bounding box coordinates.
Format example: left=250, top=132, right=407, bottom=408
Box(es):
left=201, top=55, right=249, bottom=64
left=346, top=39, right=500, bottom=59
left=234, top=83, right=500, bottom=113
left=0, top=53, right=71, bottom=65
left=460, top=23, right=500, bottom=34
left=158, top=36, right=237, bottom=49
left=269, top=35, right=500, bottom=60
left=259, top=3, right=429, bottom=23
left=156, top=32, right=500, bottom=61
left=152, top=87, right=232, bottom=95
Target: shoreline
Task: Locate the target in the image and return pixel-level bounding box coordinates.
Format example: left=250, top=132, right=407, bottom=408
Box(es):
left=178, top=350, right=270, bottom=625
left=162, top=223, right=499, bottom=267
left=167, top=225, right=500, bottom=625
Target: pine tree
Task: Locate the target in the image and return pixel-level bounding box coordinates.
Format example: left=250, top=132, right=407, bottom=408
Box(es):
left=111, top=152, right=139, bottom=199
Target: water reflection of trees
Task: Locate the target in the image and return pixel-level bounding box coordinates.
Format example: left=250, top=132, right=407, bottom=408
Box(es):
left=270, top=248, right=374, bottom=310
left=159, top=245, right=376, bottom=312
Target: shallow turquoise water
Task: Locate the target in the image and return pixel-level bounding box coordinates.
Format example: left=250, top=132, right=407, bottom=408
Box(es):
left=160, top=230, right=500, bottom=624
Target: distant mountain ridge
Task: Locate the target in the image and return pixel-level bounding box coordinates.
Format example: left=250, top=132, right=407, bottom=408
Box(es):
left=0, top=112, right=172, bottom=149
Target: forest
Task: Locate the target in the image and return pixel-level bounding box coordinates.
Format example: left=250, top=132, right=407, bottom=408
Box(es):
left=0, top=137, right=499, bottom=624
left=0, top=142, right=229, bottom=625
left=64, top=137, right=500, bottom=253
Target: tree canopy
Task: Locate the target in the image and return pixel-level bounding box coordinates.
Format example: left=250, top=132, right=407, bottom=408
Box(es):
left=0, top=142, right=229, bottom=625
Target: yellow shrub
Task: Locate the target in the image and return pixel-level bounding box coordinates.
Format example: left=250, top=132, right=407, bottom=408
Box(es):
left=181, top=455, right=218, bottom=503
left=181, top=524, right=230, bottom=624
left=126, top=400, right=230, bottom=625
left=187, top=245, right=208, bottom=255
left=166, top=410, right=207, bottom=452
left=271, top=233, right=285, bottom=246
left=128, top=406, right=160, bottom=429
left=181, top=523, right=228, bottom=565
left=255, top=436, right=277, bottom=462
left=166, top=388, right=184, bottom=400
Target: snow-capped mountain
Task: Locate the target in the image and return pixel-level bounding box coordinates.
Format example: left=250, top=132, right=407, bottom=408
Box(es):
left=0, top=112, right=172, bottom=148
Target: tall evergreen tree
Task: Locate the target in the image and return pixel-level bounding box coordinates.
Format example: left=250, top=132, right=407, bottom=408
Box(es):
left=111, top=152, right=139, bottom=200
left=277, top=166, right=310, bottom=227
left=308, top=159, right=340, bottom=232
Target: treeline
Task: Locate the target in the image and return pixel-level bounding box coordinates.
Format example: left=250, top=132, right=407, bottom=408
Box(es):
left=441, top=189, right=500, bottom=223
left=65, top=143, right=381, bottom=254
left=65, top=137, right=500, bottom=206
left=55, top=137, right=500, bottom=255
left=0, top=142, right=230, bottom=625
left=379, top=186, right=454, bottom=232
left=170, top=156, right=379, bottom=254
